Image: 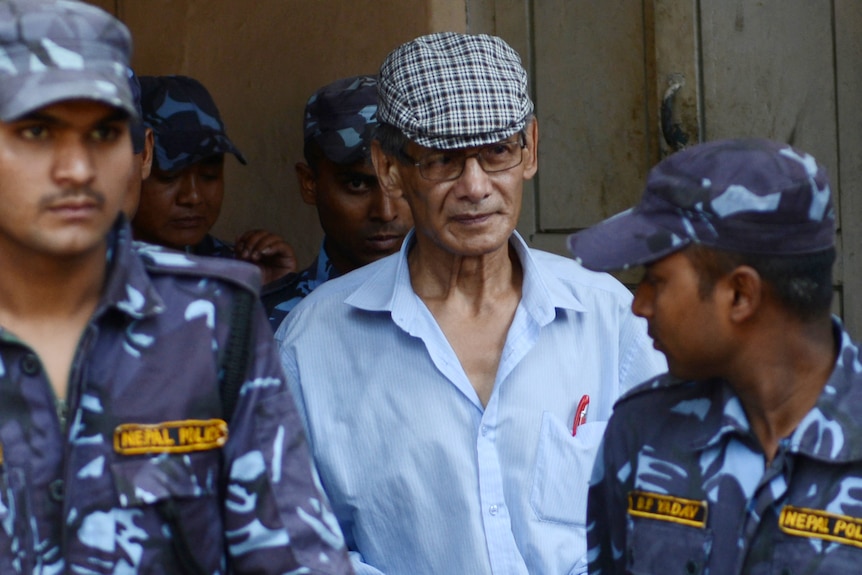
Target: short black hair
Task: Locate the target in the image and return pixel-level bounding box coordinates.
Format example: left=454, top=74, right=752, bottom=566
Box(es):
left=684, top=244, right=835, bottom=322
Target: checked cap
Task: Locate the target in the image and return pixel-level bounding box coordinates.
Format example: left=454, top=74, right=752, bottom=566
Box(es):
left=377, top=32, right=533, bottom=149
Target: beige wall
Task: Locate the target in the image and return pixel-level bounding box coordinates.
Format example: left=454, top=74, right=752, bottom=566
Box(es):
left=93, top=0, right=466, bottom=269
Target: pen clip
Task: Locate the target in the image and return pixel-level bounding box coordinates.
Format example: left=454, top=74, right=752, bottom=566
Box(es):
left=572, top=394, right=590, bottom=436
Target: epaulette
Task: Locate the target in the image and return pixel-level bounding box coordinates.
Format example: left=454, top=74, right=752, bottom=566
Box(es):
left=133, top=241, right=261, bottom=296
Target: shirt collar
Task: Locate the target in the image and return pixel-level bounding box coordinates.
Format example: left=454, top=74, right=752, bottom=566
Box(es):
left=345, top=229, right=587, bottom=324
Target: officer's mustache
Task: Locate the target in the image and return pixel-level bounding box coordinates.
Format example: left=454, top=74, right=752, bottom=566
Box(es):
left=39, top=187, right=106, bottom=209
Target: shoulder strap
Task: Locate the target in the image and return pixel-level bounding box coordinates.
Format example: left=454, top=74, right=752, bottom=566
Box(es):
left=219, top=288, right=256, bottom=425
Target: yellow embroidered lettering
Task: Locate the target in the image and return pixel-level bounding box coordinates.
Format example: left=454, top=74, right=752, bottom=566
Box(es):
left=626, top=490, right=708, bottom=529
left=780, top=505, right=862, bottom=550
left=114, top=419, right=228, bottom=455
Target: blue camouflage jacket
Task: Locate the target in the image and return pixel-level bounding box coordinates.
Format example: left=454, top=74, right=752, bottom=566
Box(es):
left=261, top=242, right=338, bottom=332
left=0, top=220, right=351, bottom=574
left=588, top=320, right=862, bottom=575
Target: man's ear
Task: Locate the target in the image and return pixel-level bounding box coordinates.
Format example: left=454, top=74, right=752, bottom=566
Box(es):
left=371, top=140, right=405, bottom=198
left=295, top=162, right=317, bottom=206
left=726, top=265, right=763, bottom=324
left=140, top=128, right=154, bottom=181
left=522, top=116, right=539, bottom=180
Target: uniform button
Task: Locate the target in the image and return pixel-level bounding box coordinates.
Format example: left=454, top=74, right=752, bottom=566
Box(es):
left=685, top=560, right=699, bottom=574
left=780, top=569, right=792, bottom=575
left=49, top=479, right=64, bottom=502
left=489, top=505, right=498, bottom=516
left=21, top=354, right=40, bottom=376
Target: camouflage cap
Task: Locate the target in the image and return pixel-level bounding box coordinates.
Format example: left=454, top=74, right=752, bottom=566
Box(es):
left=304, top=75, right=378, bottom=165
left=139, top=74, right=246, bottom=171
left=567, top=138, right=836, bottom=271
left=127, top=67, right=146, bottom=154
left=0, top=0, right=136, bottom=122
left=377, top=32, right=533, bottom=149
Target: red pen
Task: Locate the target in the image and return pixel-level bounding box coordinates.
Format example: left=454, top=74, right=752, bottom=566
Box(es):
left=572, top=394, right=590, bottom=436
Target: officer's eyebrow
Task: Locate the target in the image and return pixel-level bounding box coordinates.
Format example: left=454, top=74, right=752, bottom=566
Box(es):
left=14, top=108, right=129, bottom=126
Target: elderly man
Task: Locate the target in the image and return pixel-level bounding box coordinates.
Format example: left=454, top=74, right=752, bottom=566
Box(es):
left=0, top=0, right=350, bottom=572
left=277, top=32, right=664, bottom=575
left=568, top=138, right=853, bottom=574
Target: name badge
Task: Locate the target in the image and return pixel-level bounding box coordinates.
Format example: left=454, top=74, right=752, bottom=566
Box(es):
left=627, top=490, right=708, bottom=528
left=779, top=505, right=862, bottom=549
left=114, top=419, right=228, bottom=455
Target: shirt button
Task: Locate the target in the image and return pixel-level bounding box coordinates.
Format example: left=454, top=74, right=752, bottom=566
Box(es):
left=21, top=354, right=40, bottom=376
left=481, top=425, right=489, bottom=436
left=489, top=505, right=498, bottom=516
left=49, top=479, right=65, bottom=502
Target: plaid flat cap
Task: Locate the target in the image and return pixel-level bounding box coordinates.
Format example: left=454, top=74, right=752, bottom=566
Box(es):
left=567, top=138, right=836, bottom=271
left=304, top=75, right=378, bottom=165
left=139, top=74, right=246, bottom=172
left=0, top=0, right=136, bottom=122
left=377, top=32, right=534, bottom=149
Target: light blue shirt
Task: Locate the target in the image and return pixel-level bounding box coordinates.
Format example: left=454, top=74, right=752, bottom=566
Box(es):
left=276, top=230, right=666, bottom=575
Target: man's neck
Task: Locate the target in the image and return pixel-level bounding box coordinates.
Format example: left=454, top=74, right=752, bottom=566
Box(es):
left=0, top=242, right=107, bottom=321
left=0, top=242, right=108, bottom=400
left=728, top=315, right=837, bottom=464
left=408, top=237, right=521, bottom=306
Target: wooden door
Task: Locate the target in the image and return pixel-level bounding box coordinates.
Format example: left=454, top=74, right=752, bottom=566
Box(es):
left=468, top=0, right=862, bottom=334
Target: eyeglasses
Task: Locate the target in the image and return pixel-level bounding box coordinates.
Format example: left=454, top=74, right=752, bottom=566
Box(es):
left=405, top=133, right=527, bottom=182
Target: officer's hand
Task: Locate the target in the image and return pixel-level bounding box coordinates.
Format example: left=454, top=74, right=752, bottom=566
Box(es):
left=234, top=229, right=298, bottom=284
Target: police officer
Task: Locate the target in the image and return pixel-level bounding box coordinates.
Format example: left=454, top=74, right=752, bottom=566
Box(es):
left=0, top=1, right=351, bottom=572
left=262, top=75, right=413, bottom=331
left=567, top=138, right=858, bottom=574
left=134, top=74, right=298, bottom=283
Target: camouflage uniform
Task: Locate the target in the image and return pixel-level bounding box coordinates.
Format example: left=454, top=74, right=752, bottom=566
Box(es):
left=0, top=1, right=352, bottom=572
left=587, top=321, right=862, bottom=574
left=0, top=220, right=352, bottom=574
left=262, top=243, right=337, bottom=332
left=566, top=139, right=848, bottom=574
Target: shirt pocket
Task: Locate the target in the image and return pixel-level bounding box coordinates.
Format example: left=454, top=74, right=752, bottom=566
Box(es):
left=111, top=451, right=220, bottom=507
left=110, top=451, right=223, bottom=552
left=769, top=538, right=862, bottom=574
left=627, top=517, right=713, bottom=575
left=530, top=411, right=606, bottom=526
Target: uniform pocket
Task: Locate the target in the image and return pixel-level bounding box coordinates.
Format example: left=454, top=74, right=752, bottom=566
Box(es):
left=627, top=517, right=712, bottom=575
left=111, top=451, right=220, bottom=508
left=108, top=452, right=223, bottom=573
left=531, top=411, right=606, bottom=526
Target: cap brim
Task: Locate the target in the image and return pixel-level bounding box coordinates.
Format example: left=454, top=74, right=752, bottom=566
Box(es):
left=566, top=208, right=691, bottom=271
left=153, top=131, right=247, bottom=171
left=0, top=68, right=136, bottom=122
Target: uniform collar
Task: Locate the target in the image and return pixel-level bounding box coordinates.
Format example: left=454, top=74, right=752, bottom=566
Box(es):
left=690, top=319, right=862, bottom=463
left=99, top=216, right=167, bottom=320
